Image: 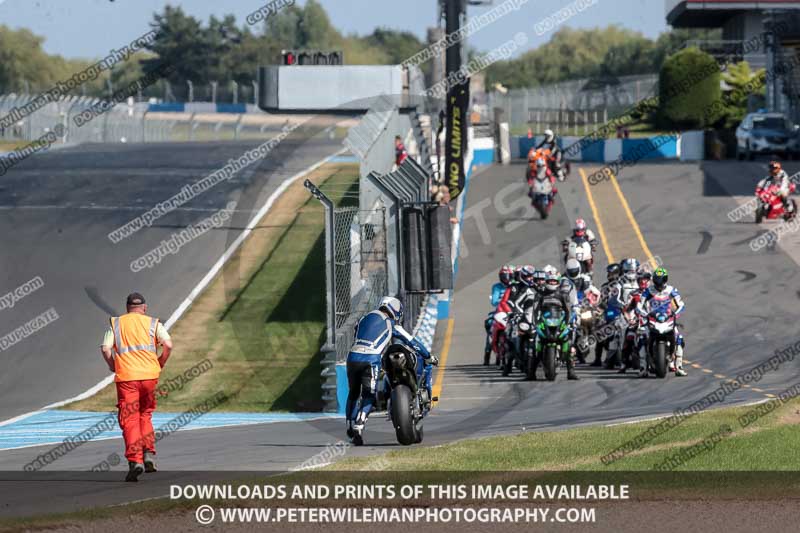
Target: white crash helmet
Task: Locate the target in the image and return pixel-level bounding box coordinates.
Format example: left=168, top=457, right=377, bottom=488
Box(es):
left=543, top=272, right=560, bottom=293
left=544, top=128, right=554, bottom=143
left=379, top=296, right=403, bottom=321
left=543, top=264, right=558, bottom=276
left=621, top=258, right=640, bottom=282
left=565, top=258, right=581, bottom=280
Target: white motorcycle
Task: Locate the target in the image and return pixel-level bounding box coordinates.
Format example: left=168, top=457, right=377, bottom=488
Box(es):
left=643, top=298, right=676, bottom=379
left=562, top=238, right=594, bottom=276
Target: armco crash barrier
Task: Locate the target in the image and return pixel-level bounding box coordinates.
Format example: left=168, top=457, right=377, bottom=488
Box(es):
left=515, top=132, right=704, bottom=163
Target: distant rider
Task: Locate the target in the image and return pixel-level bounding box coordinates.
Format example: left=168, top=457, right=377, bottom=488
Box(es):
left=536, top=128, right=565, bottom=181
left=637, top=267, right=687, bottom=377
left=591, top=263, right=623, bottom=367
left=509, top=265, right=538, bottom=360
left=618, top=267, right=651, bottom=374
left=485, top=265, right=514, bottom=364
left=346, top=296, right=438, bottom=445
left=605, top=258, right=640, bottom=369
left=756, top=161, right=793, bottom=214
left=563, top=219, right=598, bottom=272
left=599, top=263, right=621, bottom=310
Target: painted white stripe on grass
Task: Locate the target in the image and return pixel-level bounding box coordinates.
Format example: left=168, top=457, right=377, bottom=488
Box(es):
left=0, top=148, right=346, bottom=428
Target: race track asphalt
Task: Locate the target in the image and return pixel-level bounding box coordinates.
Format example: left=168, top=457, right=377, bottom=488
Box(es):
left=2, top=155, right=800, bottom=518
left=0, top=135, right=342, bottom=421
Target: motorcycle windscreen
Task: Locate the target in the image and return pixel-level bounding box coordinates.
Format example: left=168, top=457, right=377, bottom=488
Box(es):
left=541, top=304, right=565, bottom=327
left=532, top=175, right=553, bottom=194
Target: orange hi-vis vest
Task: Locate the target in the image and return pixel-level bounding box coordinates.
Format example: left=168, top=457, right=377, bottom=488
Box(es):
left=110, top=313, right=161, bottom=382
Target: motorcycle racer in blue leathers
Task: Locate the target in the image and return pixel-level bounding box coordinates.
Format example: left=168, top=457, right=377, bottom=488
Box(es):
left=346, top=296, right=438, bottom=445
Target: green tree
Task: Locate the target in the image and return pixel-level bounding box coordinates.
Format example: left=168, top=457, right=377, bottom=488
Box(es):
left=599, top=36, right=657, bottom=78
left=658, top=47, right=721, bottom=129
left=143, top=6, right=210, bottom=84
left=297, top=0, right=336, bottom=49
left=364, top=28, right=425, bottom=65
left=651, top=27, right=722, bottom=68
left=486, top=26, right=655, bottom=89
left=0, top=25, right=62, bottom=92
left=719, top=60, right=765, bottom=127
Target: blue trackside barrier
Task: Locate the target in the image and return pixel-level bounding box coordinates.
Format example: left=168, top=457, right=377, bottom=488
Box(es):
left=621, top=136, right=678, bottom=160
left=515, top=133, right=685, bottom=162
left=578, top=138, right=606, bottom=162
left=148, top=102, right=185, bottom=113
left=216, top=103, right=247, bottom=114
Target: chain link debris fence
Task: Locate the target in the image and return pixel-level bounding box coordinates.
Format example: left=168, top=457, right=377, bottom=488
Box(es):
left=487, top=74, right=658, bottom=135
left=331, top=206, right=389, bottom=362
left=309, top=96, right=436, bottom=411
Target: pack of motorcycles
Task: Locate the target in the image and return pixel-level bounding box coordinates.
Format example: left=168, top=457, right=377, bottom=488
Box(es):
left=373, top=161, right=797, bottom=445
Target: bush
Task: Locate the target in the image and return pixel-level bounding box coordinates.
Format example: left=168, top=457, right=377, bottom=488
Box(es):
left=658, top=47, right=721, bottom=130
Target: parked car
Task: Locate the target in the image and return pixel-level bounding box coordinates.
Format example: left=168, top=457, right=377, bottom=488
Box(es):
left=736, top=112, right=800, bottom=160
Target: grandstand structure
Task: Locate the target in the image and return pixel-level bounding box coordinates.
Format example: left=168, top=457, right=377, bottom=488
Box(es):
left=667, top=0, right=800, bottom=121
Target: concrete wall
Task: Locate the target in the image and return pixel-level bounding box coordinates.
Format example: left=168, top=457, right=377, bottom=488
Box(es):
left=259, top=65, right=410, bottom=112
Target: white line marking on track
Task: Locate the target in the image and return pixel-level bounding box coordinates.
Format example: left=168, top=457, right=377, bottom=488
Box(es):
left=0, top=148, right=346, bottom=428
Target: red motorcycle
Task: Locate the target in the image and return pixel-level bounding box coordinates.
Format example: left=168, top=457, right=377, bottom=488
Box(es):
left=490, top=311, right=510, bottom=367
left=755, top=183, right=797, bottom=223
left=527, top=149, right=557, bottom=219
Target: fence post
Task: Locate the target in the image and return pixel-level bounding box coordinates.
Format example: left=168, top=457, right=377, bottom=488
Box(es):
left=303, top=179, right=339, bottom=413
left=234, top=114, right=243, bottom=140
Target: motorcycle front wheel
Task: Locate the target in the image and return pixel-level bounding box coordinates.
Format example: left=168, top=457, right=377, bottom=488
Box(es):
left=544, top=345, right=557, bottom=381
left=654, top=342, right=668, bottom=378
left=525, top=341, right=537, bottom=381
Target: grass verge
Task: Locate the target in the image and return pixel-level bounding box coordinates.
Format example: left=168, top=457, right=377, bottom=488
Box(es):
left=5, top=396, right=800, bottom=532
left=330, top=395, right=800, bottom=472
left=64, top=162, right=359, bottom=413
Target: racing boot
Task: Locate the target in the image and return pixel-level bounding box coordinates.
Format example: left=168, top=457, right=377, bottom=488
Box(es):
left=352, top=428, right=364, bottom=446
left=352, top=412, right=366, bottom=446
left=567, top=350, right=579, bottom=380
left=530, top=353, right=539, bottom=380
left=346, top=419, right=354, bottom=439
left=674, top=346, right=687, bottom=377
left=591, top=342, right=603, bottom=367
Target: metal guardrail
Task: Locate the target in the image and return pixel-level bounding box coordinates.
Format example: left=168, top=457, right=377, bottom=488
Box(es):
left=0, top=93, right=292, bottom=147
left=0, top=94, right=173, bottom=144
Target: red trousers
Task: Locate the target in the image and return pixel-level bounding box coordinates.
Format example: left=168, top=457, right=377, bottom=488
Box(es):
left=116, top=379, right=157, bottom=463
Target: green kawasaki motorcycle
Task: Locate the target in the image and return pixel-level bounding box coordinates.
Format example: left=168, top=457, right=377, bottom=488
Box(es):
left=535, top=302, right=571, bottom=381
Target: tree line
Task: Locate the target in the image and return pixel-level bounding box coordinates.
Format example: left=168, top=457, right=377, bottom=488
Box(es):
left=0, top=1, right=721, bottom=99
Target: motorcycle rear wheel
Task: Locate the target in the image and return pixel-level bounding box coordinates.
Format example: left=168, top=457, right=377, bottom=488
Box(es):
left=390, top=385, right=419, bottom=445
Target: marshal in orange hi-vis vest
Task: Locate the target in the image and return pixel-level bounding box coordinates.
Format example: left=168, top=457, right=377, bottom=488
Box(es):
left=110, top=313, right=162, bottom=382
